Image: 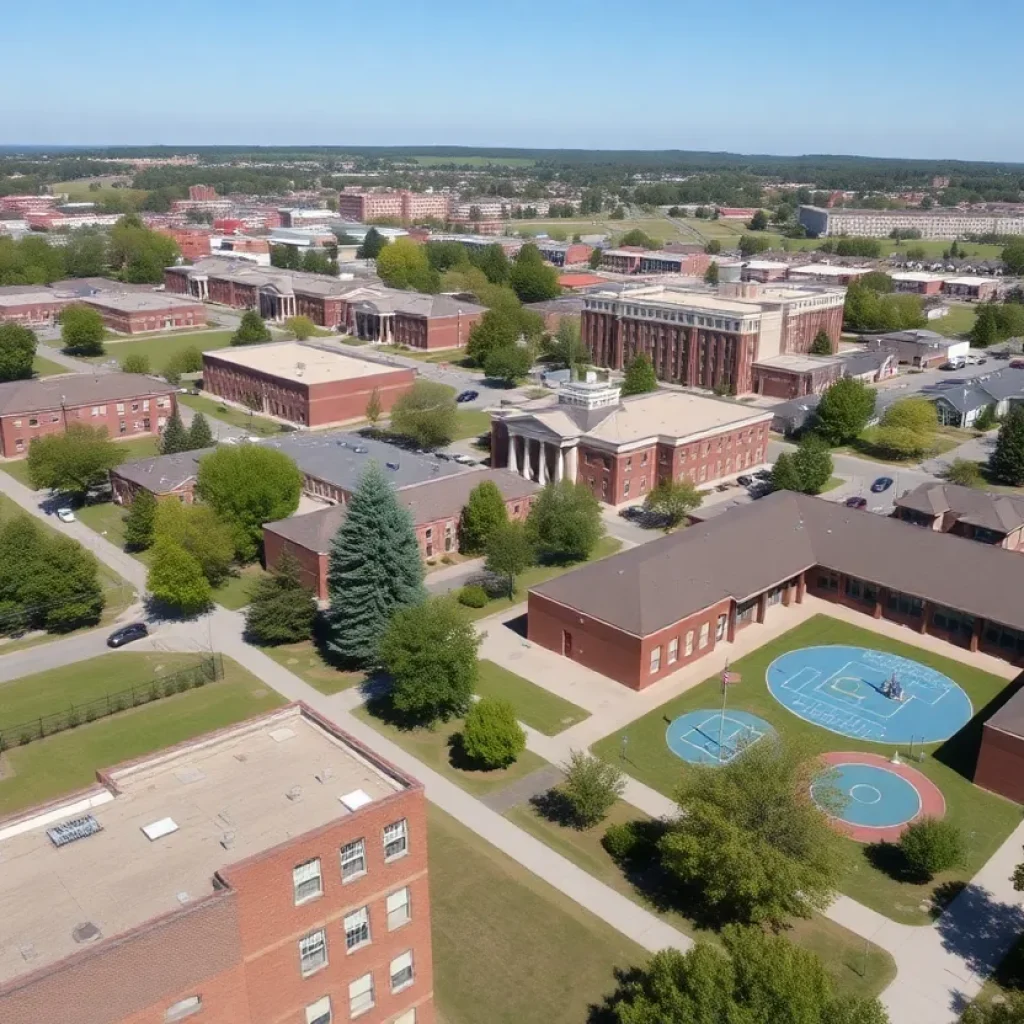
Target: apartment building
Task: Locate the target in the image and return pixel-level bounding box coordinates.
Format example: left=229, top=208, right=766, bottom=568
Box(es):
left=799, top=204, right=1024, bottom=239
left=0, top=704, right=434, bottom=1024
left=336, top=192, right=450, bottom=224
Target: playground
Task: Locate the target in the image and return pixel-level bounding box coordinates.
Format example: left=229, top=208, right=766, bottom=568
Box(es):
left=665, top=709, right=775, bottom=766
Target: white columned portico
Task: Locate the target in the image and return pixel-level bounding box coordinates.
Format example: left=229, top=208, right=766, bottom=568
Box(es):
left=555, top=444, right=564, bottom=481
left=565, top=445, right=578, bottom=483
left=507, top=431, right=519, bottom=474
left=536, top=440, right=547, bottom=484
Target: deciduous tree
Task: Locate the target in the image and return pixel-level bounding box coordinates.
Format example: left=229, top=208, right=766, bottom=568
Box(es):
left=461, top=697, right=525, bottom=768
left=485, top=521, right=534, bottom=598
left=389, top=380, right=457, bottom=447
left=898, top=817, right=966, bottom=880
left=991, top=405, right=1024, bottom=487
left=196, top=445, right=303, bottom=561
left=483, top=342, right=533, bottom=384
left=703, top=261, right=719, bottom=285
left=123, top=488, right=157, bottom=551
left=147, top=540, right=212, bottom=615
left=771, top=451, right=803, bottom=492
left=285, top=315, right=316, bottom=340
left=61, top=305, right=105, bottom=355
left=379, top=597, right=479, bottom=723
left=244, top=552, right=316, bottom=645
left=875, top=397, right=938, bottom=460
left=153, top=500, right=235, bottom=586
left=458, top=480, right=509, bottom=554
left=558, top=750, right=625, bottom=828
left=509, top=243, right=560, bottom=303
left=621, top=352, right=658, bottom=395
left=0, top=323, right=37, bottom=382
left=365, top=386, right=382, bottom=426
left=120, top=352, right=151, bottom=375
left=325, top=462, right=425, bottom=666
left=643, top=478, right=703, bottom=530
left=27, top=423, right=123, bottom=495
left=546, top=317, right=588, bottom=376
left=526, top=480, right=605, bottom=564
left=375, top=238, right=439, bottom=292
left=231, top=309, right=272, bottom=346
left=815, top=377, right=877, bottom=444
left=792, top=433, right=834, bottom=494
left=748, top=209, right=769, bottom=231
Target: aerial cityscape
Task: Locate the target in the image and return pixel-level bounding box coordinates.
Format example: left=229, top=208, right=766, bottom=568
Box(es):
left=3, top=5, right=1024, bottom=1024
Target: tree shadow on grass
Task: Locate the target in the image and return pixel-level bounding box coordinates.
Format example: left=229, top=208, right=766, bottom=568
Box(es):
left=587, top=965, right=648, bottom=1024
left=865, top=840, right=926, bottom=884
left=935, top=881, right=1024, bottom=979
left=444, top=731, right=513, bottom=775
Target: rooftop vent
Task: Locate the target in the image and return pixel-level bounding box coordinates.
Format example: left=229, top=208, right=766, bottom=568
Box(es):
left=340, top=789, right=373, bottom=812
left=269, top=727, right=295, bottom=743
left=220, top=831, right=236, bottom=849
left=315, top=767, right=334, bottom=784
left=141, top=817, right=179, bottom=841
left=72, top=922, right=102, bottom=945
left=286, top=785, right=303, bottom=802
left=47, top=814, right=102, bottom=848
left=20, top=944, right=38, bottom=962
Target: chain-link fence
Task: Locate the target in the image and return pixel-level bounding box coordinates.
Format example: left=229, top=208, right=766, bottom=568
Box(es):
left=0, top=654, right=223, bottom=752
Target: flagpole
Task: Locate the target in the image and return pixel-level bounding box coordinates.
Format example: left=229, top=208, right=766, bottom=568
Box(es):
left=718, top=660, right=729, bottom=763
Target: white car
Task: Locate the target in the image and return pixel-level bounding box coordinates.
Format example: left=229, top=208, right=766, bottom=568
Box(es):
left=56, top=507, right=76, bottom=523
left=453, top=454, right=476, bottom=466
left=219, top=437, right=239, bottom=445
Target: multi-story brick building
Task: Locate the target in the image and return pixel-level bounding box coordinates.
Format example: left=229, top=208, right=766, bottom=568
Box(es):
left=799, top=204, right=1024, bottom=239
left=580, top=282, right=846, bottom=394
left=532, top=241, right=594, bottom=267
left=0, top=373, right=177, bottom=458
left=598, top=249, right=711, bottom=276
left=942, top=276, right=1000, bottom=302
left=750, top=353, right=845, bottom=400
left=489, top=381, right=772, bottom=505
left=157, top=227, right=213, bottom=260
left=0, top=704, right=435, bottom=1024
left=337, top=191, right=450, bottom=224
left=80, top=293, right=207, bottom=334
left=891, top=272, right=945, bottom=296
left=528, top=489, right=1024, bottom=689
left=0, top=287, right=70, bottom=326
left=263, top=469, right=540, bottom=599
left=202, top=342, right=414, bottom=429
left=188, top=184, right=218, bottom=201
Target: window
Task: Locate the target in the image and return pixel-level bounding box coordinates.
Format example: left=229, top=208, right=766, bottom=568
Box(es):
left=384, top=819, right=408, bottom=861
left=685, top=631, right=694, bottom=656
left=143, top=399, right=150, bottom=411
left=305, top=997, right=331, bottom=1024
left=28, top=417, right=38, bottom=427
left=650, top=646, right=661, bottom=674
left=14, top=439, right=24, bottom=452
left=299, top=928, right=328, bottom=976
left=344, top=906, right=371, bottom=951
left=293, top=858, right=322, bottom=904
left=390, top=951, right=414, bottom=993
left=668, top=638, right=679, bottom=664
left=12, top=419, right=21, bottom=427
left=716, top=614, right=727, bottom=641
left=349, top=974, right=374, bottom=1018
left=393, top=1011, right=416, bottom=1024
left=623, top=481, right=630, bottom=497
left=165, top=996, right=202, bottom=1022
left=386, top=886, right=411, bottom=930
left=698, top=623, right=710, bottom=649
left=641, top=451, right=648, bottom=465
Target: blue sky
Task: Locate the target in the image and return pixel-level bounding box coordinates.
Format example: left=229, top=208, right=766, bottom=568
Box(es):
left=3, top=0, right=1022, bottom=161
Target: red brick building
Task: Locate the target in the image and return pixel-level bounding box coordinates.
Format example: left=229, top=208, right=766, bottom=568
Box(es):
left=0, top=287, right=70, bottom=326
left=599, top=249, right=711, bottom=276
left=891, top=272, right=945, bottom=295
left=750, top=353, right=844, bottom=400
left=974, top=688, right=1024, bottom=803
left=202, top=343, right=414, bottom=429
left=490, top=381, right=772, bottom=505
left=528, top=490, right=1024, bottom=689
left=892, top=483, right=1024, bottom=553
left=157, top=227, right=213, bottom=261
left=80, top=293, right=207, bottom=335
left=337, top=191, right=450, bottom=224
left=580, top=282, right=846, bottom=395
left=188, top=184, right=218, bottom=202
left=0, top=373, right=177, bottom=458
left=264, top=470, right=541, bottom=599
left=0, top=704, right=435, bottom=1024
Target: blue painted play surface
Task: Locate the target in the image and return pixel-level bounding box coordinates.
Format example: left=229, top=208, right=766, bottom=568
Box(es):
left=766, top=645, right=972, bottom=744
left=811, top=762, right=922, bottom=829
left=666, top=709, right=775, bottom=765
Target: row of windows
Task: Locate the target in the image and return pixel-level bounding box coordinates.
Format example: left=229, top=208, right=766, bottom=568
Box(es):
left=11, top=417, right=162, bottom=452
left=587, top=300, right=748, bottom=332
left=11, top=396, right=169, bottom=429
left=301, top=940, right=416, bottom=1011
left=649, top=616, right=723, bottom=673
left=305, top=995, right=416, bottom=1024
left=293, top=819, right=409, bottom=904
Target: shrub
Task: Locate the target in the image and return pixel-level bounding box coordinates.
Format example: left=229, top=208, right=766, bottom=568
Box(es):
left=457, top=584, right=489, bottom=608
left=602, top=821, right=644, bottom=862
left=441, top=554, right=454, bottom=564
left=559, top=750, right=626, bottom=828
left=899, top=817, right=966, bottom=879
left=461, top=697, right=526, bottom=768
left=20, top=731, right=33, bottom=746
left=175, top=677, right=190, bottom=693
left=85, top=708, right=96, bottom=723
left=66, top=709, right=81, bottom=729
left=148, top=683, right=160, bottom=702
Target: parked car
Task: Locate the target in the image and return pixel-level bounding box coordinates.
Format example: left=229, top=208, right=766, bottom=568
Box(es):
left=619, top=505, right=644, bottom=521
left=56, top=507, right=76, bottom=523
left=736, top=475, right=753, bottom=487
left=870, top=476, right=894, bottom=493
left=107, top=622, right=149, bottom=648
left=754, top=469, right=773, bottom=481
left=457, top=390, right=479, bottom=403
left=453, top=454, right=476, bottom=465
left=1011, top=359, right=1024, bottom=370
left=844, top=496, right=868, bottom=509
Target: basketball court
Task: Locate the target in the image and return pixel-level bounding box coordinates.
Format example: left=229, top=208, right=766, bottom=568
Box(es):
left=665, top=709, right=775, bottom=766
left=766, top=645, right=972, bottom=744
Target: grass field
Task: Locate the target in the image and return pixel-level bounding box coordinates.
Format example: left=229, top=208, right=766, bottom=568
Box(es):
left=259, top=639, right=367, bottom=695
left=352, top=699, right=549, bottom=798
left=32, top=353, right=67, bottom=378
left=52, top=177, right=149, bottom=205
left=178, top=392, right=283, bottom=436
left=476, top=659, right=588, bottom=735
left=592, top=614, right=1022, bottom=925
left=86, top=330, right=235, bottom=372
left=0, top=656, right=282, bottom=815
left=505, top=798, right=895, bottom=999
left=931, top=304, right=979, bottom=338
left=451, top=409, right=491, bottom=441
left=459, top=536, right=622, bottom=621
left=428, top=805, right=644, bottom=1024
left=835, top=425, right=963, bottom=465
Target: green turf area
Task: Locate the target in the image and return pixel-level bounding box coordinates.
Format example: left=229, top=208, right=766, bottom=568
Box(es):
left=451, top=409, right=491, bottom=441
left=821, top=476, right=845, bottom=493
left=32, top=354, right=67, bottom=378
left=931, top=304, right=979, bottom=338
left=75, top=500, right=130, bottom=548
left=259, top=640, right=367, bottom=694
left=52, top=177, right=149, bottom=205
left=211, top=563, right=267, bottom=610
left=505, top=799, right=895, bottom=1000
left=835, top=425, right=962, bottom=465
left=592, top=613, right=1022, bottom=925
left=476, top=659, right=588, bottom=735
left=428, top=805, right=645, bottom=1024
left=0, top=657, right=282, bottom=815
left=178, top=392, right=283, bottom=436
left=91, top=330, right=234, bottom=371
left=352, top=700, right=549, bottom=797
left=459, top=536, right=623, bottom=621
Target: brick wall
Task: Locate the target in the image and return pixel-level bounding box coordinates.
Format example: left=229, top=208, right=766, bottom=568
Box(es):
left=0, top=298, right=69, bottom=325
left=781, top=305, right=843, bottom=355
left=264, top=531, right=328, bottom=600
left=975, top=722, right=1024, bottom=803
left=88, top=301, right=206, bottom=335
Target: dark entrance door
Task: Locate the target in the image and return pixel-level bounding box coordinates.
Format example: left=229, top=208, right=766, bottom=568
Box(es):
left=562, top=630, right=573, bottom=658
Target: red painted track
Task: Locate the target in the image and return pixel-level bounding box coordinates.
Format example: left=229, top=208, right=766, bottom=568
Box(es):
left=815, top=750, right=946, bottom=843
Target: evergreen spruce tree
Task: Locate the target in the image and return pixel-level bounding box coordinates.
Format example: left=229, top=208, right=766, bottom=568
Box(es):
left=991, top=405, right=1024, bottom=487
left=160, top=408, right=190, bottom=454
left=621, top=352, right=658, bottom=396
left=245, top=552, right=316, bottom=645
left=187, top=412, right=214, bottom=450
left=325, top=463, right=425, bottom=666
left=123, top=489, right=157, bottom=551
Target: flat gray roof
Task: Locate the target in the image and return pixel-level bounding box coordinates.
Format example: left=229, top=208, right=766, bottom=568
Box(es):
left=81, top=293, right=203, bottom=313
left=0, top=373, right=174, bottom=417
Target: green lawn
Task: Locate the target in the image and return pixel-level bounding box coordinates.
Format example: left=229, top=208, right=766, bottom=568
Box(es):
left=931, top=304, right=979, bottom=339
left=459, top=536, right=623, bottom=621
left=505, top=799, right=895, bottom=1000
left=974, top=934, right=1024, bottom=1011
left=32, top=353, right=67, bottom=378
left=451, top=409, right=491, bottom=441
left=428, top=805, right=644, bottom=1024
left=76, top=500, right=131, bottom=548
left=259, top=640, right=367, bottom=695
left=477, top=659, right=588, bottom=735
left=352, top=700, right=549, bottom=797
left=90, top=330, right=235, bottom=373
left=0, top=657, right=283, bottom=815
left=211, top=563, right=267, bottom=610
left=178, top=392, right=284, bottom=436
left=836, top=425, right=962, bottom=465
left=821, top=476, right=844, bottom=493
left=592, top=614, right=1023, bottom=925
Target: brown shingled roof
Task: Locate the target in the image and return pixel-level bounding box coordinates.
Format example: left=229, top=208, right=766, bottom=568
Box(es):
left=0, top=373, right=175, bottom=417
left=532, top=490, right=1024, bottom=637
left=895, top=482, right=1024, bottom=535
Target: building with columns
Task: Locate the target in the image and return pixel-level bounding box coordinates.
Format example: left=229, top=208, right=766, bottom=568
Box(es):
left=490, top=380, right=773, bottom=505
left=580, top=281, right=846, bottom=395
left=528, top=489, right=1024, bottom=689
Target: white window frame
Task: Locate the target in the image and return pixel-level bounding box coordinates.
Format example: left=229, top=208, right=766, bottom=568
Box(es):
left=165, top=996, right=202, bottom=1022
left=305, top=997, right=331, bottom=1024
left=383, top=819, right=408, bottom=862
left=344, top=906, right=371, bottom=952
left=390, top=950, right=415, bottom=994
left=684, top=631, right=694, bottom=656
left=698, top=623, right=710, bottom=649
left=340, top=837, right=366, bottom=882
left=649, top=646, right=661, bottom=674
left=392, top=1011, right=416, bottom=1024
left=386, top=886, right=411, bottom=930
left=716, top=614, right=727, bottom=641
left=668, top=638, right=679, bottom=664
left=299, top=928, right=328, bottom=977
left=293, top=858, right=323, bottom=905
left=348, top=973, right=375, bottom=1018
